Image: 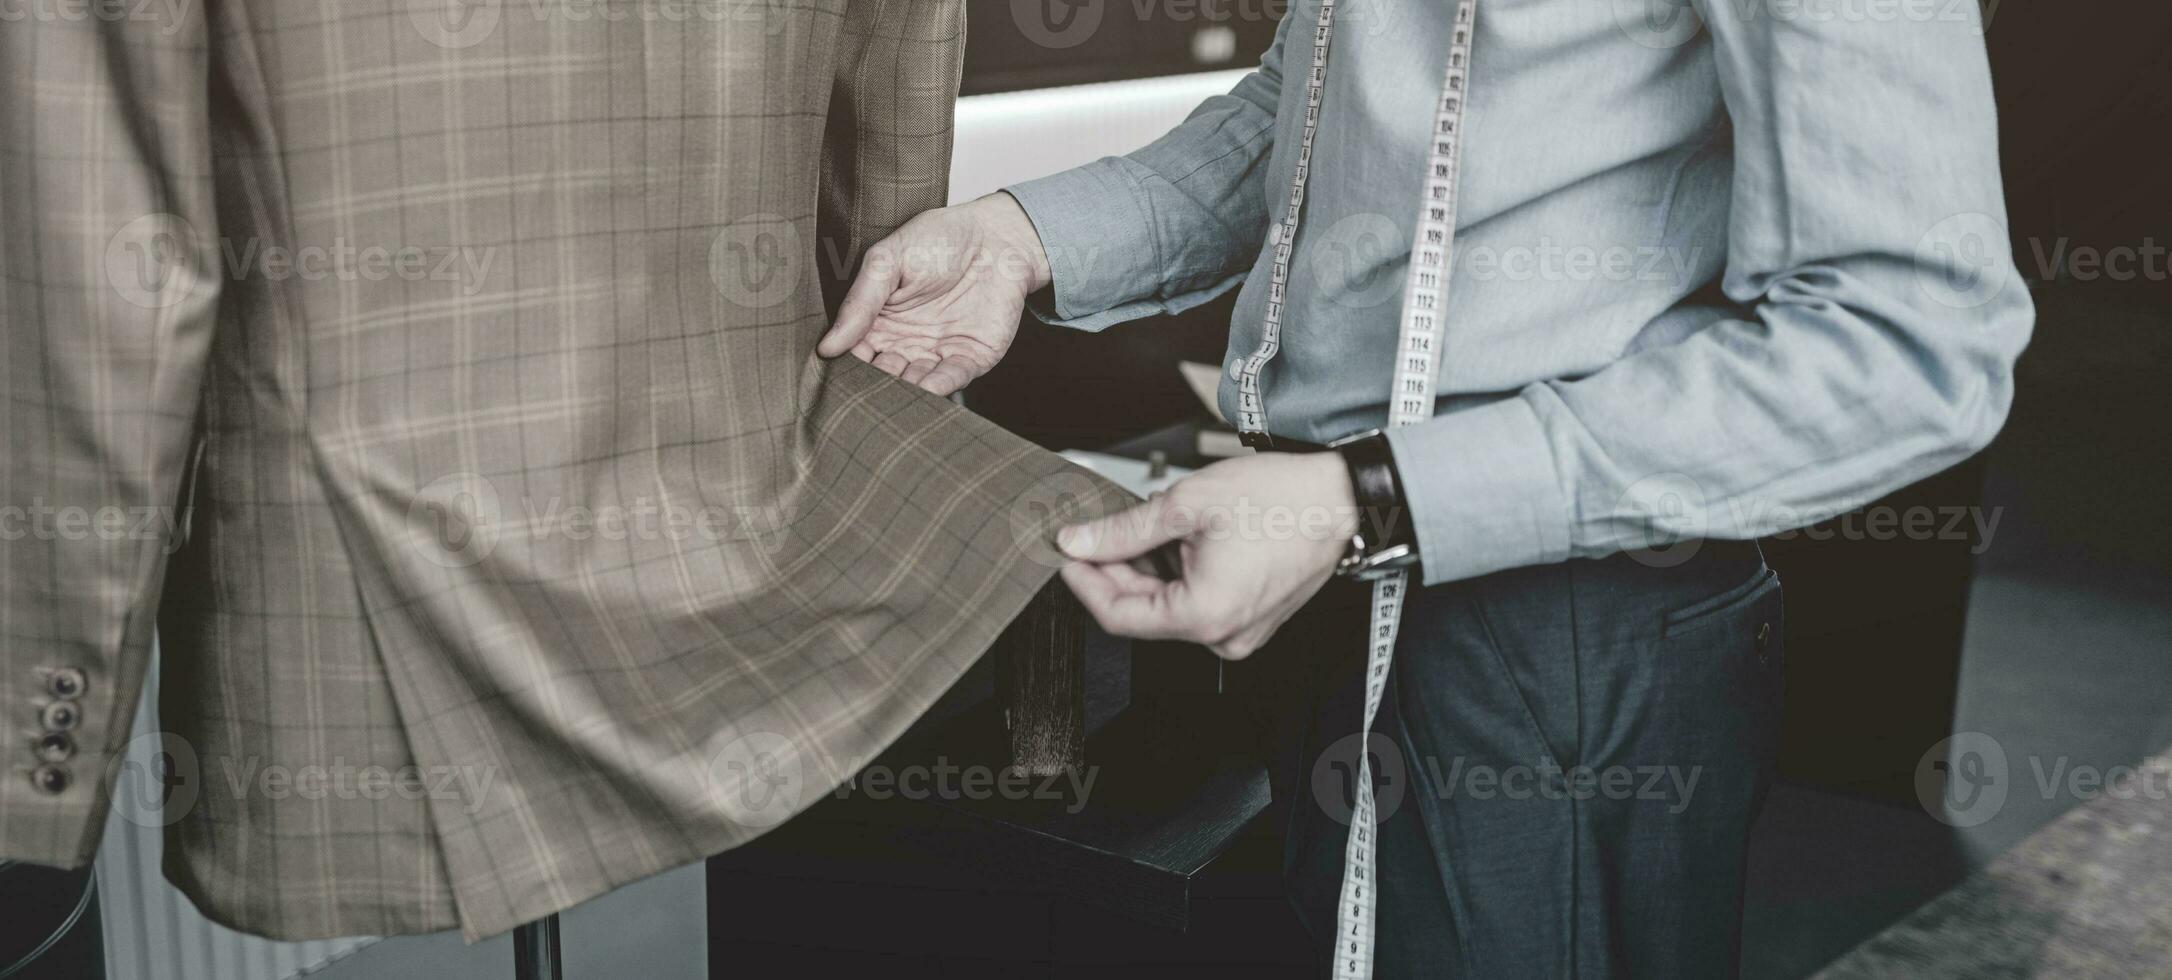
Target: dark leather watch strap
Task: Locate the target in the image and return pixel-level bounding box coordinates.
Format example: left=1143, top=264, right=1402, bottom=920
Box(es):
left=1334, top=431, right=1417, bottom=558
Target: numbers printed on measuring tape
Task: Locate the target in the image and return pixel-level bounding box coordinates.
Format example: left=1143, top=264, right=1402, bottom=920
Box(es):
left=1320, top=2, right=1481, bottom=979
left=1220, top=4, right=1478, bottom=974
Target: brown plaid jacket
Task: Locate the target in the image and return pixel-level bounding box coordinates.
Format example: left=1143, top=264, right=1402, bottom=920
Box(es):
left=1, top=0, right=1127, bottom=941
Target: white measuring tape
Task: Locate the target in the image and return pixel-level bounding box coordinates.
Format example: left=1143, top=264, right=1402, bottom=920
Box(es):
left=1223, top=1, right=1479, bottom=977
left=1230, top=0, right=1339, bottom=436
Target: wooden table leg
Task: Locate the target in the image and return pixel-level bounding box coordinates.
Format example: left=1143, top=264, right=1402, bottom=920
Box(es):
left=994, top=579, right=1088, bottom=776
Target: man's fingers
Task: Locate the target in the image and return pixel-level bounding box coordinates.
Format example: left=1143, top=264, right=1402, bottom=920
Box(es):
left=899, top=358, right=939, bottom=386
left=1061, top=562, right=1193, bottom=640
left=1057, top=494, right=1183, bottom=563
left=1089, top=555, right=1167, bottom=596
left=818, top=243, right=900, bottom=357
left=919, top=355, right=979, bottom=396
left=871, top=350, right=911, bottom=377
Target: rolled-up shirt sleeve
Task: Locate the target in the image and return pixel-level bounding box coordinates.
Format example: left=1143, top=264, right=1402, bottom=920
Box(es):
left=1388, top=1, right=2034, bottom=586
left=1002, top=14, right=1291, bottom=332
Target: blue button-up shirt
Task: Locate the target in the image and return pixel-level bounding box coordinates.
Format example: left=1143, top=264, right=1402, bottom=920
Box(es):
left=1006, top=0, right=2032, bottom=586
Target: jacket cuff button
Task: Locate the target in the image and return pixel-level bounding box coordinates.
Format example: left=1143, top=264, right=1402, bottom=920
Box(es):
left=46, top=667, right=87, bottom=701
left=31, top=766, right=70, bottom=795
left=39, top=701, right=81, bottom=732
left=35, top=732, right=75, bottom=764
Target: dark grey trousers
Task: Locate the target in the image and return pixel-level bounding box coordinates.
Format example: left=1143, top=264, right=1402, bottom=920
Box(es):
left=1265, top=540, right=1784, bottom=979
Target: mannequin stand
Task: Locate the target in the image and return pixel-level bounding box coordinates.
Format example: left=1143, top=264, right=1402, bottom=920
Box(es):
left=513, top=914, right=561, bottom=980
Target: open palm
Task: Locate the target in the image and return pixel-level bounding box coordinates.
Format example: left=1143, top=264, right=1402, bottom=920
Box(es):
left=818, top=195, right=1049, bottom=396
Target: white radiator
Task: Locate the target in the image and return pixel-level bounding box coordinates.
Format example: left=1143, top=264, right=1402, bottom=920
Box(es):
left=94, top=647, right=376, bottom=980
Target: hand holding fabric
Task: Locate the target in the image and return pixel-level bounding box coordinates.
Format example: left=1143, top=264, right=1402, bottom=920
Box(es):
left=1057, top=453, right=1358, bottom=661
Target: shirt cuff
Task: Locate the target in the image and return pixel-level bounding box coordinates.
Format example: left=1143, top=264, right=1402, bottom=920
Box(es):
left=1007, top=160, right=1164, bottom=330
left=1005, top=162, right=1175, bottom=332
left=1385, top=395, right=1574, bottom=586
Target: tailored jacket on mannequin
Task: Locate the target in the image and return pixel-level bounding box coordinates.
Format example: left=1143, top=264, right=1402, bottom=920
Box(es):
left=0, top=0, right=1129, bottom=941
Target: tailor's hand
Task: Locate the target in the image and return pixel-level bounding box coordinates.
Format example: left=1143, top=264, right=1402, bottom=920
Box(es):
left=816, top=192, right=1051, bottom=396
left=1057, top=452, right=1359, bottom=661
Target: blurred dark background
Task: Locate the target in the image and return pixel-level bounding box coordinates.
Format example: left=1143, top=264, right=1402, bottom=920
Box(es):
left=962, top=0, right=1282, bottom=94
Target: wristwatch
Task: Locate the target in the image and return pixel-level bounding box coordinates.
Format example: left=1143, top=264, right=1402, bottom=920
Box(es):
left=1328, top=429, right=1421, bottom=581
